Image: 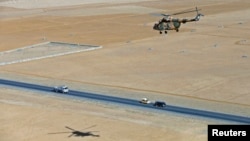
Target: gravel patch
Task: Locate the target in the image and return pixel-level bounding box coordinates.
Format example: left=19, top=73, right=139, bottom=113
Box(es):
left=0, top=41, right=102, bottom=66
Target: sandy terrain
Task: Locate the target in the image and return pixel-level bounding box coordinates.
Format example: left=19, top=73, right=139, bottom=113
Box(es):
left=1, top=0, right=250, bottom=141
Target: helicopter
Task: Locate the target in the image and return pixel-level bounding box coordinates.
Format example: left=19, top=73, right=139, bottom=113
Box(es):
left=153, top=7, right=204, bottom=34
left=48, top=125, right=100, bottom=138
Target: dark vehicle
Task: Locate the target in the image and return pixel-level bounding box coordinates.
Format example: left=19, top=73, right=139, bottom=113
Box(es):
left=153, top=101, right=166, bottom=107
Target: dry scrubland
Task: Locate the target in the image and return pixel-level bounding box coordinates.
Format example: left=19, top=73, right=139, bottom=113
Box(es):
left=1, top=0, right=250, bottom=141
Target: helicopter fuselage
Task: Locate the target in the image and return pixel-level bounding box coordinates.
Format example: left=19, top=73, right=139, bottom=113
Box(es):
left=153, top=18, right=181, bottom=34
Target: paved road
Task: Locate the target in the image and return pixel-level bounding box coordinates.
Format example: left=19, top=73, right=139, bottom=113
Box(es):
left=1, top=78, right=250, bottom=123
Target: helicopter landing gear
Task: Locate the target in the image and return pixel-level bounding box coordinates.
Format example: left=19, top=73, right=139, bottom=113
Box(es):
left=159, top=31, right=167, bottom=34
left=176, top=29, right=179, bottom=32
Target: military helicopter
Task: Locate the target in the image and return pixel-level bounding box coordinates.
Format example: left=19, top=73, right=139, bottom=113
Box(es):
left=153, top=7, right=204, bottom=34
left=48, top=125, right=100, bottom=138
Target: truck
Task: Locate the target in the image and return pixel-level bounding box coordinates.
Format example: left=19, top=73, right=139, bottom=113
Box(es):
left=53, top=85, right=69, bottom=93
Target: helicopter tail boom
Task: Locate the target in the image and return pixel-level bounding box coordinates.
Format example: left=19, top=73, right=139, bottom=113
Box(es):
left=182, top=13, right=204, bottom=23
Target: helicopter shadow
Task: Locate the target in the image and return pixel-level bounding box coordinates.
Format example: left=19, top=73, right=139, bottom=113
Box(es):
left=48, top=125, right=100, bottom=138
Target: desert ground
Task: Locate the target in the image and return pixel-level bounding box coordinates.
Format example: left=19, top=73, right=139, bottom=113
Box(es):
left=1, top=0, right=250, bottom=141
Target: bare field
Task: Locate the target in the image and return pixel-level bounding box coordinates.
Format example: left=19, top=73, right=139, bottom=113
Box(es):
left=1, top=0, right=250, bottom=141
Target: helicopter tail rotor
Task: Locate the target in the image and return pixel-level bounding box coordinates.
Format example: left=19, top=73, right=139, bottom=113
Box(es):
left=194, top=7, right=204, bottom=21
left=194, top=13, right=204, bottom=21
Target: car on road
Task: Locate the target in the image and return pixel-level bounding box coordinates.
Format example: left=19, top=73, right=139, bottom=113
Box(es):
left=139, top=98, right=151, bottom=104
left=153, top=101, right=166, bottom=107
left=53, top=85, right=69, bottom=93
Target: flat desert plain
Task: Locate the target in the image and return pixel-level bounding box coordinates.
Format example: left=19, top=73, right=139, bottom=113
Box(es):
left=1, top=0, right=250, bottom=141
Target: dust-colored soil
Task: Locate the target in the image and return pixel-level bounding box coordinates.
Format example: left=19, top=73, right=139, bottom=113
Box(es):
left=1, top=0, right=250, bottom=141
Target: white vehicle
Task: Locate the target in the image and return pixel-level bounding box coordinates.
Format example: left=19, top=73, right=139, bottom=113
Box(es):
left=53, top=85, right=69, bottom=93
left=139, top=98, right=151, bottom=104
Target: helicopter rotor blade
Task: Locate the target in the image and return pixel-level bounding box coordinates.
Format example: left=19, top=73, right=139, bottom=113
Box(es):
left=65, top=126, right=76, bottom=131
left=88, top=131, right=99, bottom=132
left=151, top=7, right=202, bottom=18
left=180, top=7, right=201, bottom=13
left=171, top=8, right=201, bottom=15
left=48, top=131, right=72, bottom=134
left=161, top=14, right=170, bottom=17
left=68, top=133, right=74, bottom=138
